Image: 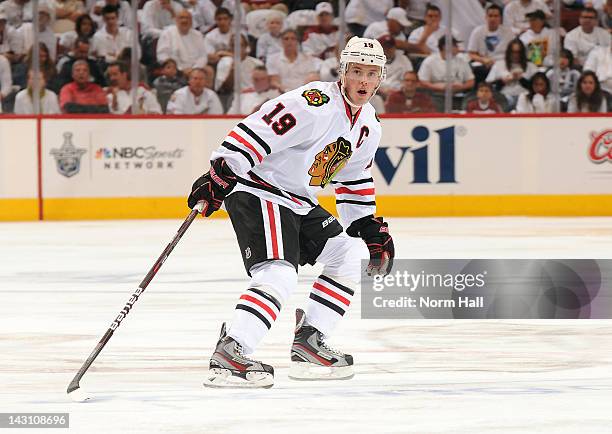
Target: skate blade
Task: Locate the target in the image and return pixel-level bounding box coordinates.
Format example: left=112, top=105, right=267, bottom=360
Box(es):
left=288, top=362, right=354, bottom=381
left=203, top=368, right=274, bottom=389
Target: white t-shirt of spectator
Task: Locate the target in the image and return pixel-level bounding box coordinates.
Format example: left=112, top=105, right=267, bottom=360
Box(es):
left=319, top=56, right=339, bottom=82
left=467, top=24, right=515, bottom=61
left=519, top=27, right=557, bottom=67
left=0, top=24, right=23, bottom=56
left=486, top=59, right=538, bottom=98
left=141, top=0, right=184, bottom=38
left=546, top=67, right=581, bottom=98
left=383, top=52, right=413, bottom=90
left=14, top=88, right=61, bottom=114
left=3, top=0, right=54, bottom=27
left=166, top=86, right=224, bottom=114
left=256, top=32, right=282, bottom=61
left=157, top=26, right=209, bottom=71
left=567, top=93, right=607, bottom=113
left=418, top=52, right=474, bottom=84
left=584, top=46, right=612, bottom=94
left=106, top=86, right=162, bottom=114
left=266, top=51, right=321, bottom=92
left=302, top=29, right=340, bottom=59
left=515, top=92, right=554, bottom=113
left=192, top=0, right=216, bottom=33
left=214, top=55, right=264, bottom=92
left=204, top=28, right=232, bottom=53
left=564, top=26, right=611, bottom=65
left=17, top=23, right=58, bottom=61
left=431, top=0, right=485, bottom=44
left=408, top=25, right=462, bottom=53
left=92, top=0, right=133, bottom=29
left=227, top=88, right=281, bottom=114
left=0, top=54, right=13, bottom=100
left=345, top=0, right=393, bottom=27
left=503, top=0, right=551, bottom=35
left=91, top=26, right=133, bottom=62
left=406, top=0, right=428, bottom=22
left=363, top=20, right=408, bottom=41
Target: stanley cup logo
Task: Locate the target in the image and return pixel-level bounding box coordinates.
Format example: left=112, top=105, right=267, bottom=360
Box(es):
left=50, top=132, right=87, bottom=178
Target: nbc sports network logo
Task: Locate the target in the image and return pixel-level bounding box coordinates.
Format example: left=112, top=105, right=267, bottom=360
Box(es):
left=50, top=132, right=87, bottom=178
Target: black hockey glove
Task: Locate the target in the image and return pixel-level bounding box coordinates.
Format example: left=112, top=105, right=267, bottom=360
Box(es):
left=347, top=215, right=394, bottom=276
left=187, top=158, right=237, bottom=217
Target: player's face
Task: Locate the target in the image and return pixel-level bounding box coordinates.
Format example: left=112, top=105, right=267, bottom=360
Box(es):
left=344, top=63, right=381, bottom=107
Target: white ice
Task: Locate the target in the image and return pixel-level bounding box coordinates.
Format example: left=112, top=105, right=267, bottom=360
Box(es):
left=1, top=217, right=612, bottom=433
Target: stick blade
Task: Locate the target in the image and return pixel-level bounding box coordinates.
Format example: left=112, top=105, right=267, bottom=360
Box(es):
left=68, top=386, right=91, bottom=403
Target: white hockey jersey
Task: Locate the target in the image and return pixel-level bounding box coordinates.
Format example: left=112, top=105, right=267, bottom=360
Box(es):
left=211, top=80, right=381, bottom=228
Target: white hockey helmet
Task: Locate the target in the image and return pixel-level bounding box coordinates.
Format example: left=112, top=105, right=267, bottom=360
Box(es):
left=339, top=36, right=387, bottom=108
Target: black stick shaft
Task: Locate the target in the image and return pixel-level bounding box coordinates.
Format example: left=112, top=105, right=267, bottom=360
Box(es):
left=67, top=205, right=204, bottom=394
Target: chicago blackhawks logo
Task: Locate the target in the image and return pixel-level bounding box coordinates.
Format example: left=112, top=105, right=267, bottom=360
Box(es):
left=301, top=89, right=330, bottom=107
left=308, top=137, right=352, bottom=187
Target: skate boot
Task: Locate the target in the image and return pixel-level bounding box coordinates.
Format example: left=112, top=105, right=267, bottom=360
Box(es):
left=288, top=309, right=354, bottom=380
left=203, top=323, right=274, bottom=389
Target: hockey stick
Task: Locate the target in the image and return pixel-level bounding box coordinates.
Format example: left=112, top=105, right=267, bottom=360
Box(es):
left=67, top=201, right=207, bottom=402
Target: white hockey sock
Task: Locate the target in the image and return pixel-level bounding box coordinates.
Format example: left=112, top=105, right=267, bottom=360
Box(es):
left=306, top=275, right=355, bottom=337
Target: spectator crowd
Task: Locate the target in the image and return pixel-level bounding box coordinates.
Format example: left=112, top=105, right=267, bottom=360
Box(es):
left=0, top=0, right=609, bottom=114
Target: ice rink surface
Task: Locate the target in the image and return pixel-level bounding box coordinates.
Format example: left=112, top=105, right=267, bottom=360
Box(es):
left=2, top=216, right=612, bottom=434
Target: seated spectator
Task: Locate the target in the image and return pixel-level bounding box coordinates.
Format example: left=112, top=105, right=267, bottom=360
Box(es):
left=25, top=43, right=59, bottom=91
left=166, top=68, right=223, bottom=114
left=52, top=0, right=86, bottom=27
left=266, top=29, right=320, bottom=93
left=319, top=45, right=340, bottom=82
left=546, top=48, right=580, bottom=103
left=192, top=0, right=217, bottom=34
left=406, top=0, right=428, bottom=28
left=59, top=13, right=96, bottom=54
left=245, top=0, right=277, bottom=41
left=14, top=69, right=60, bottom=114
left=568, top=70, right=608, bottom=112
left=503, top=0, right=552, bottom=35
left=0, top=9, right=24, bottom=64
left=302, top=2, right=339, bottom=59
left=59, top=59, right=109, bottom=112
left=56, top=38, right=106, bottom=91
left=363, top=7, right=412, bottom=49
left=0, top=54, right=14, bottom=109
left=116, top=46, right=147, bottom=84
left=92, top=0, right=132, bottom=30
left=3, top=0, right=46, bottom=28
left=344, top=0, right=393, bottom=37
left=584, top=45, right=612, bottom=93
left=519, top=10, right=557, bottom=67
left=601, top=0, right=612, bottom=33
left=17, top=5, right=58, bottom=61
left=377, top=35, right=413, bottom=98
left=256, top=10, right=283, bottom=61
left=105, top=61, right=161, bottom=114
left=407, top=4, right=461, bottom=55
left=204, top=7, right=233, bottom=65
left=418, top=36, right=474, bottom=99
left=468, top=4, right=514, bottom=82
left=564, top=7, right=610, bottom=67
left=384, top=70, right=436, bottom=113
left=466, top=82, right=502, bottom=113
left=153, top=58, right=186, bottom=113
left=486, top=38, right=537, bottom=109
left=516, top=71, right=554, bottom=112
left=227, top=66, right=280, bottom=114
left=214, top=33, right=263, bottom=94
left=157, top=10, right=208, bottom=75
left=91, top=5, right=133, bottom=63
left=141, top=0, right=183, bottom=39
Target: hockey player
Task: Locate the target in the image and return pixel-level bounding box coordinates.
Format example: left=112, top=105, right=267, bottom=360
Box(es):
left=188, top=36, right=395, bottom=388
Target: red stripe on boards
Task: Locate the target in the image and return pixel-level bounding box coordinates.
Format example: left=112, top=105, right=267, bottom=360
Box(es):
left=239, top=294, right=277, bottom=321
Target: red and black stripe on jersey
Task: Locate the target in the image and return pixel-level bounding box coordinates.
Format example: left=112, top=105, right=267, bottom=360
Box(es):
left=235, top=287, right=282, bottom=329
left=235, top=172, right=316, bottom=208
left=309, top=275, right=355, bottom=316
left=221, top=122, right=272, bottom=168
left=332, top=178, right=376, bottom=207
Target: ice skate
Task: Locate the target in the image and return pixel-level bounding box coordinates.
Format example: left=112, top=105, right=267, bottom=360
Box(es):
left=203, top=323, right=274, bottom=389
left=288, top=309, right=354, bottom=381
